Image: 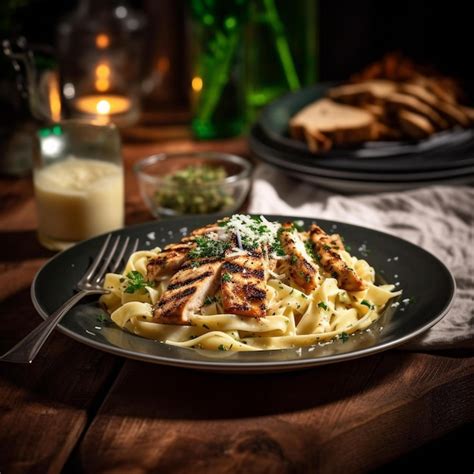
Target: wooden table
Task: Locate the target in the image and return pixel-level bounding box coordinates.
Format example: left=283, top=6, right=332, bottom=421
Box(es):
left=0, top=135, right=472, bottom=474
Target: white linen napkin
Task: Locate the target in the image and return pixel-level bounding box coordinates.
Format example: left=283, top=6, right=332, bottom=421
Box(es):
left=248, top=164, right=474, bottom=350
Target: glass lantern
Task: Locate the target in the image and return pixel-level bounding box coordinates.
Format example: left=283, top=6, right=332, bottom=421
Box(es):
left=57, top=0, right=146, bottom=127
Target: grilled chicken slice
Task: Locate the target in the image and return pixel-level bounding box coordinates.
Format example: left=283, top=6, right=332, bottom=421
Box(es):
left=309, top=224, right=366, bottom=292
left=329, top=234, right=345, bottom=251
left=147, top=242, right=192, bottom=282
left=152, top=258, right=223, bottom=325
left=181, top=223, right=221, bottom=242
left=280, top=223, right=320, bottom=293
left=221, top=250, right=267, bottom=318
left=147, top=223, right=222, bottom=282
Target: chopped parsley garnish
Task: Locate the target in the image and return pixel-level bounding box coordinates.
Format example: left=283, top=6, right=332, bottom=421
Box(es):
left=323, top=244, right=331, bottom=251
left=203, top=295, right=217, bottom=306
left=153, top=165, right=235, bottom=215
left=305, top=241, right=316, bottom=261
left=339, top=332, right=349, bottom=343
left=292, top=220, right=304, bottom=231
left=124, top=271, right=152, bottom=294
left=290, top=255, right=298, bottom=265
left=318, top=301, right=329, bottom=311
left=361, top=299, right=375, bottom=310
left=270, top=228, right=286, bottom=256
left=96, top=313, right=107, bottom=323
left=222, top=273, right=232, bottom=283
left=188, top=236, right=230, bottom=259
left=218, top=344, right=227, bottom=351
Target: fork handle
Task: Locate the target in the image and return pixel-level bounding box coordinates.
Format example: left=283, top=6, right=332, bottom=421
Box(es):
left=0, top=290, right=103, bottom=364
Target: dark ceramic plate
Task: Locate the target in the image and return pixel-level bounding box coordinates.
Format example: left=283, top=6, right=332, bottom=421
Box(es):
left=250, top=125, right=474, bottom=182
left=31, top=216, right=455, bottom=372
left=259, top=83, right=474, bottom=172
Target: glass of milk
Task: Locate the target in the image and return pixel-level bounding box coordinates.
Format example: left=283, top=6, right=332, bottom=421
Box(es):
left=33, top=120, right=124, bottom=251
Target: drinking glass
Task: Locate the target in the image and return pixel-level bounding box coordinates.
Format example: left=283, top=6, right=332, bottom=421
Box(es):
left=33, top=120, right=124, bottom=251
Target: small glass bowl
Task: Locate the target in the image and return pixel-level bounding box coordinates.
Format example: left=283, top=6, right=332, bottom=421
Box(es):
left=134, top=152, right=252, bottom=218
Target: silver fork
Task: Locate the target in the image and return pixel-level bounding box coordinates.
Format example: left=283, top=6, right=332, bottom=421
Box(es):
left=0, top=234, right=139, bottom=364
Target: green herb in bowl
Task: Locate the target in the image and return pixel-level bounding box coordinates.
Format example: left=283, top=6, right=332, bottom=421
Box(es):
left=154, top=165, right=235, bottom=215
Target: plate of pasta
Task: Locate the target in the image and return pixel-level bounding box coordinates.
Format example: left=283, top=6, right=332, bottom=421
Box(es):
left=31, top=215, right=455, bottom=372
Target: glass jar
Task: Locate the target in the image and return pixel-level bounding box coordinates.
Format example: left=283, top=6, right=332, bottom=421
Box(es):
left=33, top=120, right=124, bottom=251
left=189, top=0, right=248, bottom=139
left=57, top=0, right=146, bottom=127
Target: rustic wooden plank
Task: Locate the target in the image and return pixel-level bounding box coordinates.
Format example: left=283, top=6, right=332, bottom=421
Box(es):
left=80, top=353, right=473, bottom=473
left=0, top=257, right=123, bottom=474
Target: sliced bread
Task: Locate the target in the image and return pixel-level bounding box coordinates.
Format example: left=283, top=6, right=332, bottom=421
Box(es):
left=397, top=109, right=435, bottom=139
left=400, top=83, right=470, bottom=127
left=384, top=92, right=449, bottom=130
left=289, top=98, right=376, bottom=152
left=327, top=79, right=397, bottom=106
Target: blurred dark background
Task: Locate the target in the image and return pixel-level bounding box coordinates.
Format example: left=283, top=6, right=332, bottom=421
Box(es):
left=2, top=0, right=474, bottom=106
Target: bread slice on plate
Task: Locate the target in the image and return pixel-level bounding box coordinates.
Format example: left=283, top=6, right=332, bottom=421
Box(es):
left=361, top=103, right=386, bottom=121
left=289, top=98, right=376, bottom=152
left=399, top=83, right=470, bottom=127
left=327, top=79, right=397, bottom=105
left=397, top=109, right=435, bottom=139
left=411, top=76, right=458, bottom=104
left=384, top=92, right=449, bottom=130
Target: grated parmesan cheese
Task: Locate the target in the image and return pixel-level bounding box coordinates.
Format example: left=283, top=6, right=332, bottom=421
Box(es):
left=224, top=214, right=281, bottom=248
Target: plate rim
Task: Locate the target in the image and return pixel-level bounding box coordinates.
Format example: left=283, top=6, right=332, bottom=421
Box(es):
left=30, top=216, right=457, bottom=372
left=250, top=125, right=474, bottom=182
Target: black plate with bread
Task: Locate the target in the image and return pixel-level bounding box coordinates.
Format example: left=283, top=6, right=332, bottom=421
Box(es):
left=251, top=54, right=474, bottom=191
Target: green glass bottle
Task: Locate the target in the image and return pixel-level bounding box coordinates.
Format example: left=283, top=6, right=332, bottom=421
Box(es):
left=189, top=0, right=248, bottom=139
left=244, top=0, right=318, bottom=121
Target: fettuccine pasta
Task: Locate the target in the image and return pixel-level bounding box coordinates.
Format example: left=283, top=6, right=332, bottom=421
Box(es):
left=101, top=216, right=401, bottom=352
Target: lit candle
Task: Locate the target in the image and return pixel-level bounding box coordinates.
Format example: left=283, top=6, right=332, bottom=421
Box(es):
left=75, top=95, right=131, bottom=117
left=47, top=72, right=62, bottom=122
left=73, top=63, right=132, bottom=123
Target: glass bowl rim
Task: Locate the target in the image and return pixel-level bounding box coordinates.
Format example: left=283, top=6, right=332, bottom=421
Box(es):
left=133, top=152, right=253, bottom=186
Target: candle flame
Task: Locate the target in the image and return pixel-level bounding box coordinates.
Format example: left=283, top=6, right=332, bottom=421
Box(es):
left=95, top=63, right=111, bottom=92
left=96, top=34, right=110, bottom=49
left=192, top=76, right=203, bottom=92
left=75, top=95, right=131, bottom=117
left=48, top=72, right=62, bottom=122
left=96, top=64, right=111, bottom=77
left=96, top=78, right=110, bottom=92
left=96, top=99, right=111, bottom=115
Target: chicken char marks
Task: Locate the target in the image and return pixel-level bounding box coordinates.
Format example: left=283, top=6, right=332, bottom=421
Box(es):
left=147, top=223, right=221, bottom=282
left=309, top=224, right=366, bottom=292
left=221, top=249, right=267, bottom=318
left=280, top=223, right=321, bottom=292
left=147, top=242, right=192, bottom=282
left=152, top=257, right=223, bottom=325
